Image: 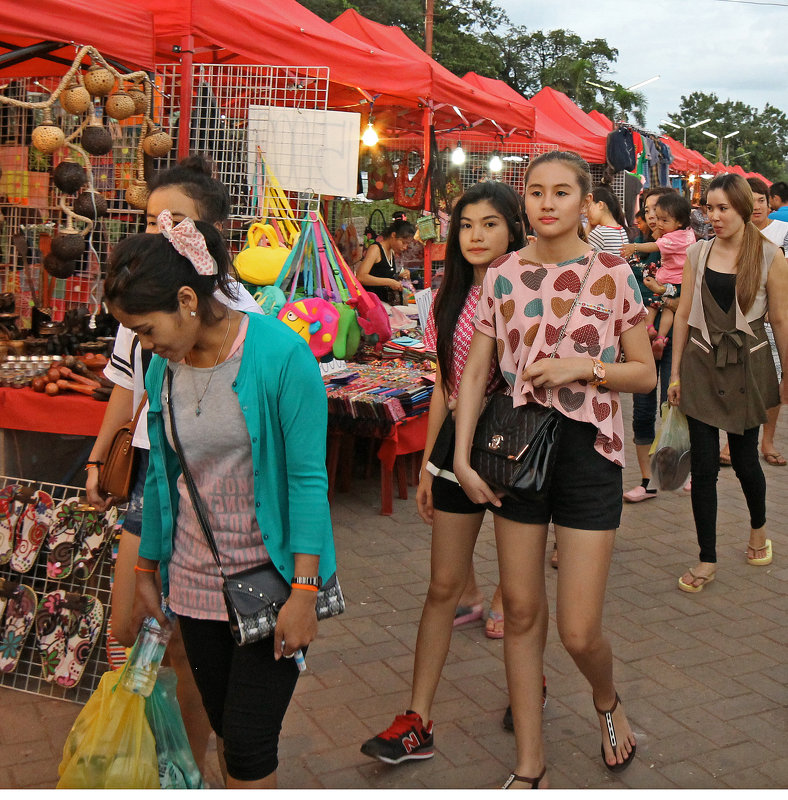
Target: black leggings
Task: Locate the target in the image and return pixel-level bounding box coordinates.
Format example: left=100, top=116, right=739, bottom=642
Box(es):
left=687, top=416, right=766, bottom=563
left=178, top=615, right=301, bottom=782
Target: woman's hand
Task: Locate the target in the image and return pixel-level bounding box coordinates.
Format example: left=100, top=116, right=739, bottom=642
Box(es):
left=453, top=461, right=502, bottom=507
left=399, top=269, right=411, bottom=281
left=274, top=587, right=318, bottom=660
left=388, top=279, right=403, bottom=290
left=130, top=568, right=166, bottom=634
left=523, top=357, right=591, bottom=388
left=643, top=275, right=665, bottom=295
left=416, top=469, right=435, bottom=524
left=85, top=467, right=114, bottom=510
left=780, top=376, right=787, bottom=406
left=620, top=243, right=637, bottom=258
left=668, top=379, right=681, bottom=406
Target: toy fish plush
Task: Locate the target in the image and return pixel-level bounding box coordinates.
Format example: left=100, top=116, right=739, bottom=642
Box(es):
left=277, top=298, right=340, bottom=358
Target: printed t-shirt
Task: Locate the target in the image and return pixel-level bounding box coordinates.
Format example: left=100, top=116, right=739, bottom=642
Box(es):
left=655, top=228, right=695, bottom=285
left=474, top=250, right=646, bottom=466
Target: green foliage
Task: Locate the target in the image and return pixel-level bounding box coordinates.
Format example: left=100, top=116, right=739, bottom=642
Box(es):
left=664, top=92, right=788, bottom=180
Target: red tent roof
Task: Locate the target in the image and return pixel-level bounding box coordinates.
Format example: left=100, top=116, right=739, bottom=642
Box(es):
left=731, top=164, right=748, bottom=177
left=462, top=72, right=605, bottom=162
left=749, top=172, right=772, bottom=187
left=331, top=10, right=535, bottom=136
left=588, top=110, right=615, bottom=131
left=0, top=0, right=156, bottom=74
left=528, top=87, right=611, bottom=143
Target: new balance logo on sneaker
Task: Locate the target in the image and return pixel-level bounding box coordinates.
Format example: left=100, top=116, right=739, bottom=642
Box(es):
left=360, top=710, right=434, bottom=764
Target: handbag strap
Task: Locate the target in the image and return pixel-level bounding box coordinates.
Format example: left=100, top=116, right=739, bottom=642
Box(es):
left=129, top=391, right=148, bottom=434
left=165, top=369, right=227, bottom=581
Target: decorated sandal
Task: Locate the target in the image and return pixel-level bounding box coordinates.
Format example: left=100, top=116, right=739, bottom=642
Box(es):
left=594, top=692, right=636, bottom=772
left=34, top=589, right=74, bottom=682
left=0, top=484, right=24, bottom=564
left=54, top=592, right=104, bottom=688
left=45, top=497, right=87, bottom=580
left=71, top=506, right=119, bottom=581
left=502, top=766, right=546, bottom=789
left=0, top=582, right=38, bottom=673
left=10, top=488, right=54, bottom=573
left=485, top=609, right=505, bottom=639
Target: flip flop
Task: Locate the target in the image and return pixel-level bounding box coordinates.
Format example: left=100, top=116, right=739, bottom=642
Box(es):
left=719, top=452, right=732, bottom=467
left=34, top=589, right=74, bottom=682
left=45, top=498, right=85, bottom=580
left=71, top=506, right=119, bottom=581
left=762, top=452, right=787, bottom=467
left=10, top=489, right=54, bottom=573
left=594, top=692, right=636, bottom=772
left=0, top=582, right=38, bottom=673
left=678, top=568, right=716, bottom=593
left=0, top=484, right=24, bottom=564
left=54, top=592, right=104, bottom=688
left=746, top=539, right=773, bottom=566
left=453, top=603, right=484, bottom=627
left=485, top=609, right=504, bottom=639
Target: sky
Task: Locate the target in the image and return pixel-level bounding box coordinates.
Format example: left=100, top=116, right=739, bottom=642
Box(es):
left=498, top=0, right=788, bottom=140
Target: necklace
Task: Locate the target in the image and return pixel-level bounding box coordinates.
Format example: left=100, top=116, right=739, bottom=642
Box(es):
left=186, top=309, right=232, bottom=416
left=379, top=242, right=393, bottom=269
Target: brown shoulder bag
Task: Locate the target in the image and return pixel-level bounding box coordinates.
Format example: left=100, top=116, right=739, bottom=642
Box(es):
left=98, top=392, right=148, bottom=502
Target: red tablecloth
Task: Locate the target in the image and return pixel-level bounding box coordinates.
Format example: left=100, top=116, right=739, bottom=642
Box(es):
left=0, top=387, right=106, bottom=436
left=377, top=413, right=429, bottom=471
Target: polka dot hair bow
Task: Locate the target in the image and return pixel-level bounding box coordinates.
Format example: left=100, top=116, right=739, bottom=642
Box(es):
left=157, top=209, right=217, bottom=276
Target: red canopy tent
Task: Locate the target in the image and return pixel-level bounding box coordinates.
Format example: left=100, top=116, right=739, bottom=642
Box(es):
left=462, top=72, right=605, bottom=163
left=0, top=0, right=156, bottom=75
left=730, top=164, right=748, bottom=177
left=528, top=87, right=610, bottom=146
left=749, top=172, right=772, bottom=187
left=588, top=110, right=615, bottom=131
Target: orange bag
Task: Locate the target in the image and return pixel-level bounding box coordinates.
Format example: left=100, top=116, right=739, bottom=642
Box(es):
left=394, top=151, right=425, bottom=209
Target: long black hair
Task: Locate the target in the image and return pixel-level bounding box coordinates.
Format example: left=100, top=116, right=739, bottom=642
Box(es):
left=592, top=185, right=626, bottom=228
left=104, top=222, right=234, bottom=323
left=434, top=181, right=526, bottom=394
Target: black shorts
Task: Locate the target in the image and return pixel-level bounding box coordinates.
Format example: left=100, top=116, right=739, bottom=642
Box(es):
left=491, top=417, right=623, bottom=531
left=432, top=474, right=487, bottom=515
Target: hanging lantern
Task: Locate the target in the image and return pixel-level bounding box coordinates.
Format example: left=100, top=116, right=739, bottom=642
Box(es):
left=31, top=110, right=65, bottom=154
left=83, top=63, right=115, bottom=97
left=52, top=160, right=88, bottom=194
left=142, top=128, right=173, bottom=158
left=60, top=82, right=92, bottom=115
left=105, top=90, right=136, bottom=121
left=125, top=179, right=150, bottom=210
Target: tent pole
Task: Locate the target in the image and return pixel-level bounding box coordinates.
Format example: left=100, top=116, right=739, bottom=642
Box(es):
left=423, top=105, right=432, bottom=289
left=177, top=34, right=194, bottom=160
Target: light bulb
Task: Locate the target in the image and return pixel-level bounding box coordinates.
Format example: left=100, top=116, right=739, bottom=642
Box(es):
left=362, top=122, right=378, bottom=147
left=489, top=153, right=503, bottom=173
left=451, top=143, right=466, bottom=165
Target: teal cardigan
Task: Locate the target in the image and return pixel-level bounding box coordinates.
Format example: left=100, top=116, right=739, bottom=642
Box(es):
left=139, top=313, right=336, bottom=595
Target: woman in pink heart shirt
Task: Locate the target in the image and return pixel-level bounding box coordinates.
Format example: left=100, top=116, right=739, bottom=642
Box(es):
left=453, top=151, right=656, bottom=789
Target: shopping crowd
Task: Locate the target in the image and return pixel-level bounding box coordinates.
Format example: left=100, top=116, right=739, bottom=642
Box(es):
left=84, top=154, right=786, bottom=789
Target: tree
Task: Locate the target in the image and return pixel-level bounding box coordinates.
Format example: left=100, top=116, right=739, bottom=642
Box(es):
left=664, top=92, right=788, bottom=180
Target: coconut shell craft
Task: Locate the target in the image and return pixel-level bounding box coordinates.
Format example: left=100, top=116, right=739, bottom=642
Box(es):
left=81, top=123, right=113, bottom=156
left=43, top=253, right=77, bottom=279
left=51, top=230, right=86, bottom=261
left=60, top=82, right=92, bottom=115
left=73, top=190, right=108, bottom=219
left=31, top=120, right=65, bottom=154
left=127, top=85, right=147, bottom=115
left=83, top=64, right=115, bottom=97
left=125, top=179, right=150, bottom=210
left=53, top=161, right=87, bottom=194
left=142, top=128, right=173, bottom=158
left=105, top=90, right=136, bottom=121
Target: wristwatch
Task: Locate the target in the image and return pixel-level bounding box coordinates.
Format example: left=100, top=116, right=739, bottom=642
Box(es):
left=292, top=576, right=322, bottom=588
left=590, top=359, right=607, bottom=388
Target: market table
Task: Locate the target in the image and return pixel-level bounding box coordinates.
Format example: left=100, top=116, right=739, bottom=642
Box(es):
left=0, top=387, right=106, bottom=435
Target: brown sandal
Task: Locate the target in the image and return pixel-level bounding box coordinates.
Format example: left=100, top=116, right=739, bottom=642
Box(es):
left=594, top=692, right=636, bottom=773
left=502, top=766, right=546, bottom=789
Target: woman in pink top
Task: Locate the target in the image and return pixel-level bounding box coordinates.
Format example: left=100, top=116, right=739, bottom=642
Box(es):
left=453, top=151, right=656, bottom=788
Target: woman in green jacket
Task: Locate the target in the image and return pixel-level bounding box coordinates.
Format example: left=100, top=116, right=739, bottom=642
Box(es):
left=104, top=213, right=336, bottom=789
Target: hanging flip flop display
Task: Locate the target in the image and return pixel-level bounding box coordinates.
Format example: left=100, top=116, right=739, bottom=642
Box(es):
left=10, top=489, right=54, bottom=573
left=0, top=582, right=38, bottom=673
left=71, top=506, right=118, bottom=581
left=35, top=589, right=74, bottom=682
left=53, top=592, right=105, bottom=688
left=45, top=497, right=85, bottom=580
left=0, top=485, right=24, bottom=565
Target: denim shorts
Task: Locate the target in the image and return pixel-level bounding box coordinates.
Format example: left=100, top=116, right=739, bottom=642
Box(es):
left=490, top=417, right=623, bottom=531
left=122, top=449, right=149, bottom=536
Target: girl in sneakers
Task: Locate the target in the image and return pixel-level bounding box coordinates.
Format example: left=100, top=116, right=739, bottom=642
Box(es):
left=454, top=151, right=655, bottom=787
left=360, top=182, right=526, bottom=766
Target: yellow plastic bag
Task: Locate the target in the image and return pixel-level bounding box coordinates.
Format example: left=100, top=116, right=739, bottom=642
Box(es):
left=57, top=669, right=159, bottom=788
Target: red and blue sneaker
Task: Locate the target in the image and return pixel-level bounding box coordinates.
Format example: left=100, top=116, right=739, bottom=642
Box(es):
left=360, top=710, right=434, bottom=764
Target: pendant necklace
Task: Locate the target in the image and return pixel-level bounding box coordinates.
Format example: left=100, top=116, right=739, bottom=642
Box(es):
left=187, top=309, right=232, bottom=417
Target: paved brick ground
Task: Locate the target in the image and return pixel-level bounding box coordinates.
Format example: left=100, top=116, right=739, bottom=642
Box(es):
left=1, top=394, right=786, bottom=789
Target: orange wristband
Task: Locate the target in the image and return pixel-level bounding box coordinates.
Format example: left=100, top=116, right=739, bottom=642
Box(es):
left=134, top=565, right=156, bottom=574
left=291, top=582, right=318, bottom=592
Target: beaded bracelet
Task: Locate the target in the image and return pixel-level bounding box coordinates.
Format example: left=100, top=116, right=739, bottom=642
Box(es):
left=84, top=460, right=103, bottom=471
left=291, top=582, right=318, bottom=592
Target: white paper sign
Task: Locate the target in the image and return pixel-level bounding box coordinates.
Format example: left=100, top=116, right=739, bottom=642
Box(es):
left=248, top=107, right=360, bottom=197
left=415, top=288, right=433, bottom=333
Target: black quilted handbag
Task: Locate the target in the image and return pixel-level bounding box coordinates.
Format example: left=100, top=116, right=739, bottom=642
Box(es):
left=470, top=395, right=562, bottom=498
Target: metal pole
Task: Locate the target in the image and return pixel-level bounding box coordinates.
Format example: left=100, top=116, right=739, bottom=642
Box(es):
left=177, top=34, right=194, bottom=161
left=425, top=0, right=434, bottom=56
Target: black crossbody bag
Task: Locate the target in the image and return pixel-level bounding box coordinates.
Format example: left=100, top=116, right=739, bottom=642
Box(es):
left=165, top=370, right=345, bottom=646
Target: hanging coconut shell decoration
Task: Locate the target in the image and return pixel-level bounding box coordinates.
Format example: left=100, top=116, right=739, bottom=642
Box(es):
left=126, top=84, right=147, bottom=115
left=73, top=190, right=108, bottom=219
left=31, top=110, right=65, bottom=154
left=43, top=253, right=77, bottom=280
left=105, top=90, right=136, bottom=121
left=60, top=81, right=92, bottom=115
left=125, top=179, right=150, bottom=210
left=52, top=160, right=87, bottom=194
left=81, top=121, right=114, bottom=156
left=142, top=127, right=173, bottom=158
left=83, top=63, right=115, bottom=97
left=51, top=227, right=87, bottom=262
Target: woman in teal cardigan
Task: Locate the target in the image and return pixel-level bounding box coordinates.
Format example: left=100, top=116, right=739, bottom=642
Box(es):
left=104, top=213, right=336, bottom=789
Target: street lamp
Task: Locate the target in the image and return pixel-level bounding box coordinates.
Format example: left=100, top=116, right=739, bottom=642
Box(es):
left=660, top=117, right=711, bottom=147
left=588, top=75, right=660, bottom=93
left=703, top=129, right=739, bottom=163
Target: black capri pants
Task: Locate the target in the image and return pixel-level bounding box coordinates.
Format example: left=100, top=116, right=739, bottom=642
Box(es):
left=177, top=615, right=301, bottom=782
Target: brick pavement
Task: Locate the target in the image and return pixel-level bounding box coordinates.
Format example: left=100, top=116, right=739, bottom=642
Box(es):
left=1, top=394, right=786, bottom=788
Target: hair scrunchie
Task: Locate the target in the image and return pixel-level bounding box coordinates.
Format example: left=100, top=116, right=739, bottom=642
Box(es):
left=157, top=209, right=217, bottom=276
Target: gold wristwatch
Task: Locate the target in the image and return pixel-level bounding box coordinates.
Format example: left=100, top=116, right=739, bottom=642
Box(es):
left=590, top=359, right=607, bottom=388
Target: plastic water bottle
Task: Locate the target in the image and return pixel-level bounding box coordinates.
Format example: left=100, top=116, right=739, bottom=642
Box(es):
left=120, top=610, right=174, bottom=697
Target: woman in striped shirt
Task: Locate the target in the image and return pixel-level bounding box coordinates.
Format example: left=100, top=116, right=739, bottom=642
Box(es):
left=586, top=185, right=630, bottom=253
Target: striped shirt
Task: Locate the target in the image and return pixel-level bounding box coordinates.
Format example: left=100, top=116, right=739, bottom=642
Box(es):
left=587, top=225, right=629, bottom=254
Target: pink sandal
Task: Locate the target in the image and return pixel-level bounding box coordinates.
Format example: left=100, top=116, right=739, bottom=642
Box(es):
left=485, top=610, right=504, bottom=639
left=651, top=335, right=668, bottom=360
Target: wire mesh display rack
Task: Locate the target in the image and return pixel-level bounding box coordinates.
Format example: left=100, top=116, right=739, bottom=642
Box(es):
left=0, top=476, right=118, bottom=705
